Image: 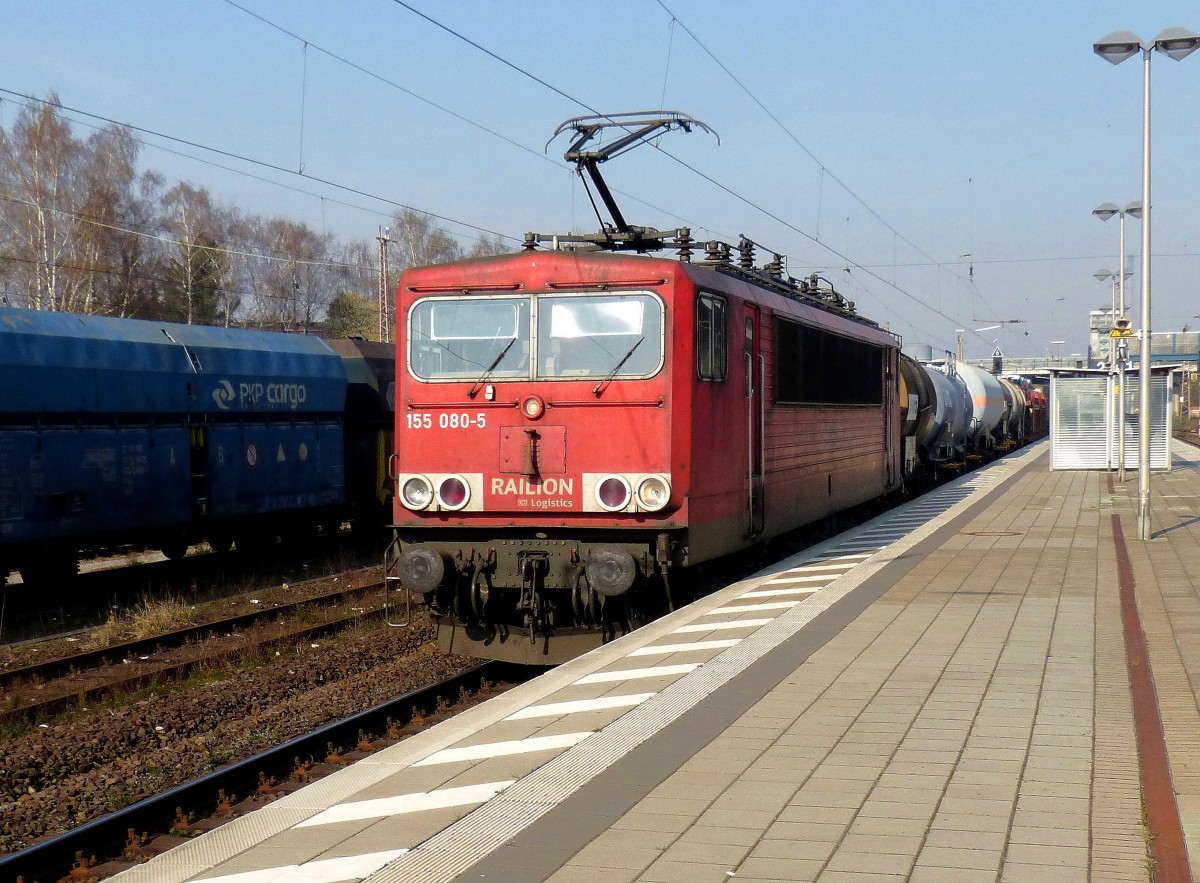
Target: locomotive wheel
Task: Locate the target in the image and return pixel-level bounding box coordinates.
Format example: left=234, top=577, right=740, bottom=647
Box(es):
left=470, top=570, right=491, bottom=621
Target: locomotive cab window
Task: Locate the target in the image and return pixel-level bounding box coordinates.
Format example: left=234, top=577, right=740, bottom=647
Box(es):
left=775, top=317, right=883, bottom=406
left=408, top=297, right=530, bottom=381
left=695, top=293, right=728, bottom=381
left=536, top=293, right=663, bottom=380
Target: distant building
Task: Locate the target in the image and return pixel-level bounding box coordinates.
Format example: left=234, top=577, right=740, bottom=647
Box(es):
left=1088, top=308, right=1116, bottom=366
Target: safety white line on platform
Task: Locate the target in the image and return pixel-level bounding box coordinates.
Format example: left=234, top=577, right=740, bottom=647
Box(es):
left=762, top=573, right=842, bottom=585
left=194, top=849, right=406, bottom=883
left=627, top=638, right=742, bottom=656
left=296, top=781, right=514, bottom=828
left=704, top=600, right=799, bottom=614
left=787, top=561, right=858, bottom=572
left=739, top=586, right=819, bottom=599
left=813, top=552, right=873, bottom=562
left=574, top=663, right=702, bottom=684
left=412, top=732, right=591, bottom=767
left=505, top=693, right=655, bottom=720
left=671, top=618, right=774, bottom=634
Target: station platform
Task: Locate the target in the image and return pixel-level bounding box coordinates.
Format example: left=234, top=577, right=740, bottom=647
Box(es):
left=112, top=438, right=1200, bottom=883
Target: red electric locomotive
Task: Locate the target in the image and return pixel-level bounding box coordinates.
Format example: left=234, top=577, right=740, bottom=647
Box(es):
left=386, top=114, right=902, bottom=662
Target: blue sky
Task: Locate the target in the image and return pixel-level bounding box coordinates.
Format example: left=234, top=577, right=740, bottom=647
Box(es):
left=7, top=1, right=1200, bottom=359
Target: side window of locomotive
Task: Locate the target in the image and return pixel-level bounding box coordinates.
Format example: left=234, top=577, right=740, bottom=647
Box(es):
left=536, top=293, right=663, bottom=379
left=408, top=297, right=530, bottom=380
left=696, top=293, right=728, bottom=381
left=775, top=317, right=883, bottom=406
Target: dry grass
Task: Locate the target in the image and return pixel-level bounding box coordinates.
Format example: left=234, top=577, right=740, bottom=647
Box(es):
left=88, top=594, right=198, bottom=647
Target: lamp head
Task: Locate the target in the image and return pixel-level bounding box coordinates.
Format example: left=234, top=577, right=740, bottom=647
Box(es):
left=1093, top=202, right=1119, bottom=221
left=1124, top=200, right=1143, bottom=219
left=1094, top=269, right=1113, bottom=282
left=1094, top=30, right=1144, bottom=64
left=1154, top=27, right=1200, bottom=61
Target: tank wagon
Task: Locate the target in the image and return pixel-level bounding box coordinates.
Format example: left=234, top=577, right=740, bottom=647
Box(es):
left=0, top=307, right=394, bottom=585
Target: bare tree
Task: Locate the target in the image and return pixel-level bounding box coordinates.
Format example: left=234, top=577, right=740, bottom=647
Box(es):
left=239, top=216, right=332, bottom=332
left=468, top=232, right=512, bottom=258
left=392, top=209, right=463, bottom=269
left=161, top=183, right=227, bottom=324
left=0, top=94, right=82, bottom=310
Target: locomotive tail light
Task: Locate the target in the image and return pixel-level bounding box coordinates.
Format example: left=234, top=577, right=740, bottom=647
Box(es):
left=521, top=394, right=546, bottom=420
left=436, top=475, right=470, bottom=510
left=596, top=475, right=632, bottom=512
left=585, top=545, right=637, bottom=597
left=635, top=475, right=671, bottom=511
left=400, top=475, right=434, bottom=510
left=398, top=547, right=445, bottom=593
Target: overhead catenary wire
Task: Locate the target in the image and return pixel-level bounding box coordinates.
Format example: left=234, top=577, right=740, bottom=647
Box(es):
left=653, top=0, right=991, bottom=317
left=0, top=88, right=515, bottom=246
left=1, top=95, right=497, bottom=250
left=220, top=0, right=698, bottom=233
left=0, top=192, right=382, bottom=273
left=386, top=1, right=980, bottom=347
left=0, top=252, right=356, bottom=314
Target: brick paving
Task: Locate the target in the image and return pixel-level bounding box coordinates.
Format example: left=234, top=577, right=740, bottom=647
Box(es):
left=544, top=448, right=1200, bottom=882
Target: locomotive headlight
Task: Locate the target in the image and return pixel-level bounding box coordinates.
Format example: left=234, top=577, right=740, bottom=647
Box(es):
left=595, top=475, right=632, bottom=512
left=436, top=475, right=470, bottom=510
left=521, top=395, right=546, bottom=420
left=636, top=475, right=670, bottom=511
left=400, top=475, right=434, bottom=510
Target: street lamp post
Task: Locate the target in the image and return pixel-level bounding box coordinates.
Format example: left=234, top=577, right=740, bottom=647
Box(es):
left=1094, top=26, right=1200, bottom=540
left=1092, top=201, right=1142, bottom=321
left=1094, top=267, right=1133, bottom=480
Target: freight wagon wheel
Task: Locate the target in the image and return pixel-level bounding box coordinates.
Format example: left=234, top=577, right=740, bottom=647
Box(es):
left=470, top=570, right=491, bottom=621
left=206, top=534, right=235, bottom=555
left=160, top=539, right=189, bottom=561
left=18, top=552, right=79, bottom=589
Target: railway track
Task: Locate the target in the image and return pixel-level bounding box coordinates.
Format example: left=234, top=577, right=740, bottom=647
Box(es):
left=0, top=579, right=386, bottom=726
left=0, top=660, right=529, bottom=883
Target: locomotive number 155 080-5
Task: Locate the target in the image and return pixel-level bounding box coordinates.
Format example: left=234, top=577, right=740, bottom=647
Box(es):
left=405, top=412, right=488, bottom=430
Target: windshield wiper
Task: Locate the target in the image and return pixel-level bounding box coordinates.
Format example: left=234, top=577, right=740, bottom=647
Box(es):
left=592, top=337, right=644, bottom=396
left=468, top=338, right=516, bottom=398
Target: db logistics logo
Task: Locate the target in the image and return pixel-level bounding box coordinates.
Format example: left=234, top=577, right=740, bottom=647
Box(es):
left=212, top=380, right=235, bottom=410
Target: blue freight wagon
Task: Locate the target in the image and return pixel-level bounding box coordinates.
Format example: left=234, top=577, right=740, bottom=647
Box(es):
left=0, top=307, right=392, bottom=585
